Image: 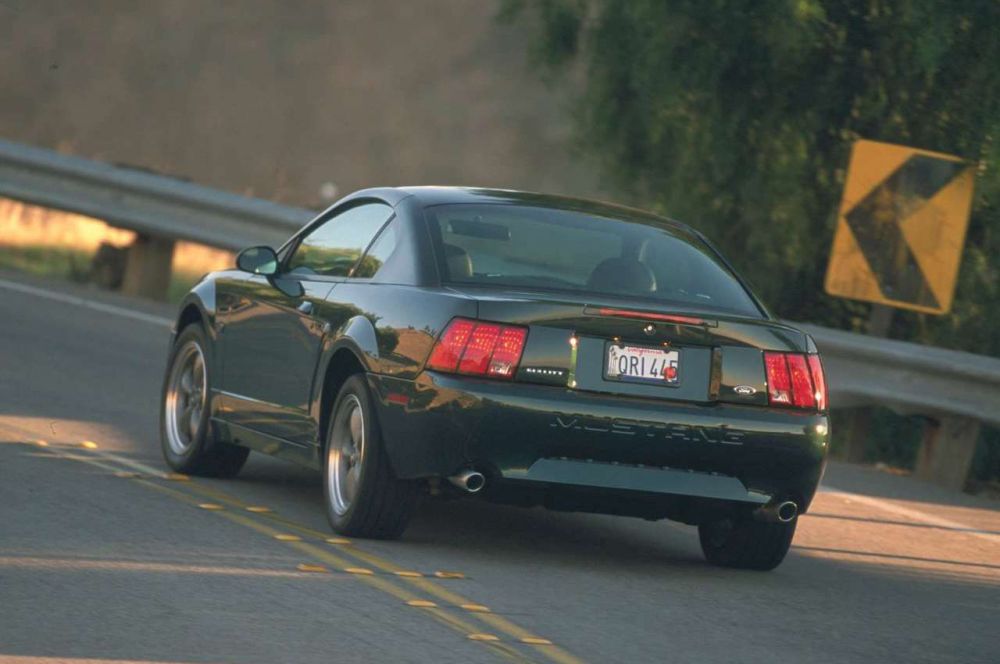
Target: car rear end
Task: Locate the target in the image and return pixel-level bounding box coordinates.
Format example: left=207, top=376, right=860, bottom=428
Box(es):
left=417, top=303, right=828, bottom=522
left=378, top=196, right=829, bottom=526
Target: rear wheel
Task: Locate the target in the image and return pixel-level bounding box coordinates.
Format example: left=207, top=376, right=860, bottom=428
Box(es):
left=698, top=515, right=796, bottom=571
left=160, top=325, right=249, bottom=477
left=323, top=375, right=418, bottom=539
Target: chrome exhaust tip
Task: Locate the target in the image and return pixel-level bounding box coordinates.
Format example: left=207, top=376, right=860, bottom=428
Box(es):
left=448, top=470, right=486, bottom=494
left=754, top=500, right=798, bottom=523
left=776, top=501, right=798, bottom=523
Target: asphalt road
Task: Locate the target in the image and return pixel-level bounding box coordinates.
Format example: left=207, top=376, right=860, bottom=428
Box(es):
left=1, top=270, right=998, bottom=664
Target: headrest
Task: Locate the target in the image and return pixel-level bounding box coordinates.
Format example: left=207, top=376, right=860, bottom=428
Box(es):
left=586, top=257, right=656, bottom=294
left=443, top=243, right=473, bottom=279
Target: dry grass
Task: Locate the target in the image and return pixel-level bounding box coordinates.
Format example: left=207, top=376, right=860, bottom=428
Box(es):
left=0, top=197, right=234, bottom=302
left=1, top=197, right=234, bottom=275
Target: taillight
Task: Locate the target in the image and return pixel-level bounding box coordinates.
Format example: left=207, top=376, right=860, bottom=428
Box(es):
left=764, top=352, right=792, bottom=405
left=426, top=319, right=475, bottom=371
left=426, top=318, right=527, bottom=379
left=764, top=351, right=826, bottom=410
left=786, top=354, right=815, bottom=408
left=807, top=354, right=827, bottom=410
left=488, top=326, right=528, bottom=378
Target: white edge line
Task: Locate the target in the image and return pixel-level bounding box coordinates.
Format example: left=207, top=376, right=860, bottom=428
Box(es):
left=821, top=484, right=999, bottom=544
left=0, top=277, right=173, bottom=327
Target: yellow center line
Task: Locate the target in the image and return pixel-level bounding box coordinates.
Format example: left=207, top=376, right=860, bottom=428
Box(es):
left=159, top=472, right=582, bottom=664
left=28, top=442, right=550, bottom=664
left=197, top=503, right=530, bottom=662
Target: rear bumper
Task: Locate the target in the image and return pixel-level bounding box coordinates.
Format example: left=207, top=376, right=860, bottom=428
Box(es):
left=370, top=372, right=828, bottom=516
left=508, top=458, right=769, bottom=504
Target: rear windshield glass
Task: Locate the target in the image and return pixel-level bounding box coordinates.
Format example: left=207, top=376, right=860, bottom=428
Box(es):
left=425, top=203, right=762, bottom=317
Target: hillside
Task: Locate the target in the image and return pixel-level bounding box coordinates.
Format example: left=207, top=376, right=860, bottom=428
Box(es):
left=0, top=0, right=598, bottom=206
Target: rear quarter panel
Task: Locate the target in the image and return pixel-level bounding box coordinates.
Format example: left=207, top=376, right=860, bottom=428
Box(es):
left=309, top=283, right=478, bottom=472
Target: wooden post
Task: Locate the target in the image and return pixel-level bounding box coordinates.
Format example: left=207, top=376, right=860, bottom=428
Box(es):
left=121, top=233, right=175, bottom=301
left=914, top=416, right=981, bottom=490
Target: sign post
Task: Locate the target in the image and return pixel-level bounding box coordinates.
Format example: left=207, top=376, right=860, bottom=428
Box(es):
left=825, top=139, right=978, bottom=485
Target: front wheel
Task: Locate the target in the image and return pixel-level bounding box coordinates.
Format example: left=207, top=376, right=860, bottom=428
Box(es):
left=323, top=375, right=418, bottom=539
left=160, top=325, right=249, bottom=477
left=698, top=515, right=797, bottom=571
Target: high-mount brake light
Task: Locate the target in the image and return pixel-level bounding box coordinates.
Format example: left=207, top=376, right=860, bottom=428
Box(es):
left=427, top=318, right=528, bottom=379
left=593, top=307, right=706, bottom=326
left=764, top=351, right=826, bottom=411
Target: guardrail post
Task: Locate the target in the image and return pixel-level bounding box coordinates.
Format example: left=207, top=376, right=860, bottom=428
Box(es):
left=914, top=416, right=981, bottom=490
left=834, top=305, right=895, bottom=463
left=838, top=408, right=871, bottom=463
left=121, top=233, right=175, bottom=300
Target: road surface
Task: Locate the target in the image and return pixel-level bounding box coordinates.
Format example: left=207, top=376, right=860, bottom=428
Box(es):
left=1, top=270, right=997, bottom=664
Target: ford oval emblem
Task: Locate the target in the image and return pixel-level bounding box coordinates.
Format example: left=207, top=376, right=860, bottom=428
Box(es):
left=733, top=385, right=757, bottom=396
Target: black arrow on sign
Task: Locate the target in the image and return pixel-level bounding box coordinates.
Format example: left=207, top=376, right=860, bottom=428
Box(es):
left=845, top=154, right=965, bottom=309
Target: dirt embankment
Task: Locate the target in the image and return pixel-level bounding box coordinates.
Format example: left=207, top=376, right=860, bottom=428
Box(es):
left=0, top=1, right=597, bottom=206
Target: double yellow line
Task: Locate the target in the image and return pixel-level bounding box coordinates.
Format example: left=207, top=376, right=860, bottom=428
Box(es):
left=23, top=438, right=585, bottom=664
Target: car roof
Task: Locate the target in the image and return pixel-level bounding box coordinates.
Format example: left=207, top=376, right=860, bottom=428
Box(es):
left=342, top=186, right=687, bottom=231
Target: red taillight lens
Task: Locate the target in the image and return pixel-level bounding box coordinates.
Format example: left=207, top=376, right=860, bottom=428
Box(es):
left=487, top=326, right=528, bottom=378
left=458, top=323, right=501, bottom=374
left=786, top=354, right=815, bottom=409
left=426, top=318, right=476, bottom=372
left=764, top=351, right=826, bottom=410
left=807, top=354, right=827, bottom=410
left=764, top=352, right=792, bottom=405
left=427, top=318, right=527, bottom=380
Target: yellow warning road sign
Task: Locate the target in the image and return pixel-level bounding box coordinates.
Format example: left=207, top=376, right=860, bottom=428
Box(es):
left=825, top=139, right=975, bottom=314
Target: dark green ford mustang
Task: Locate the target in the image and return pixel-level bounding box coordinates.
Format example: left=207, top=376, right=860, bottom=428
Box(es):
left=161, top=186, right=829, bottom=570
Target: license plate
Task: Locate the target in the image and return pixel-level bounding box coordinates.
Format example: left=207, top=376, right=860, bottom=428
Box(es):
left=605, top=343, right=680, bottom=385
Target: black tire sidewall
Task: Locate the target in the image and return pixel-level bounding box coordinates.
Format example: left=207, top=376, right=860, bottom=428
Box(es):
left=323, top=374, right=383, bottom=532
left=699, top=516, right=796, bottom=571
left=160, top=325, right=215, bottom=471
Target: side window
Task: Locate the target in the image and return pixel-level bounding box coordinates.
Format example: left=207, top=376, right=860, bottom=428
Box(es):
left=286, top=202, right=393, bottom=277
left=353, top=219, right=398, bottom=279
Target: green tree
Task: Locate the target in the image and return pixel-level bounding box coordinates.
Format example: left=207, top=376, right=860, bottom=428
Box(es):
left=504, top=0, right=1000, bottom=355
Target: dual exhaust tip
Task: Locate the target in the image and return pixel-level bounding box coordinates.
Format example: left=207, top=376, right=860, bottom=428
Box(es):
left=756, top=500, right=798, bottom=523
left=448, top=469, right=486, bottom=494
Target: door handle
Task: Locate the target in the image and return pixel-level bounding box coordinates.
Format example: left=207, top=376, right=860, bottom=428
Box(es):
left=297, top=301, right=314, bottom=315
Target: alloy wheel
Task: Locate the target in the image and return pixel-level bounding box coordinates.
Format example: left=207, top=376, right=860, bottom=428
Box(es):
left=328, top=394, right=366, bottom=515
left=164, top=341, right=207, bottom=455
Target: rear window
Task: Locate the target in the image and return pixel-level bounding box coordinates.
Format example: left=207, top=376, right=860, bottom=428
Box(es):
left=425, top=203, right=762, bottom=317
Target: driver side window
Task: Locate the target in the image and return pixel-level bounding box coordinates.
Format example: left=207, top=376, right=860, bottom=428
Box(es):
left=286, top=202, right=393, bottom=277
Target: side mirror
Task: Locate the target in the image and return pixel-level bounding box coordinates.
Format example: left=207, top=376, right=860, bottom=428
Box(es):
left=236, top=246, right=279, bottom=276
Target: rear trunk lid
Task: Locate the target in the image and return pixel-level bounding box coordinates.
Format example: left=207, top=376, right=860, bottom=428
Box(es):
left=457, top=286, right=810, bottom=407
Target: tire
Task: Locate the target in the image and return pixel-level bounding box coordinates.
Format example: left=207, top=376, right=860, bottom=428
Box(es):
left=698, top=515, right=797, bottom=571
left=323, top=374, right=418, bottom=539
left=160, top=324, right=249, bottom=477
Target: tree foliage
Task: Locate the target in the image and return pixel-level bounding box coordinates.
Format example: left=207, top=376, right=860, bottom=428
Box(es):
left=505, top=0, right=1000, bottom=355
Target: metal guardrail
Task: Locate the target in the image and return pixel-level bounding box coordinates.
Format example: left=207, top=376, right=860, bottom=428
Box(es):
left=798, top=323, right=1000, bottom=428
left=1, top=138, right=995, bottom=487
left=0, top=138, right=313, bottom=251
